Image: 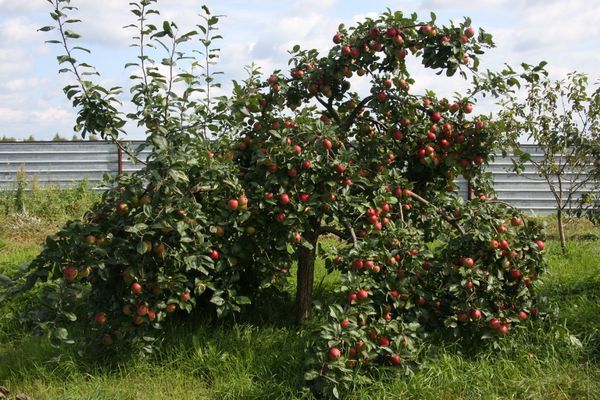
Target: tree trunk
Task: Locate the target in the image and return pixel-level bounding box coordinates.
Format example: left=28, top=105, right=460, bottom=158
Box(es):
left=295, top=230, right=317, bottom=323
left=557, top=208, right=566, bottom=250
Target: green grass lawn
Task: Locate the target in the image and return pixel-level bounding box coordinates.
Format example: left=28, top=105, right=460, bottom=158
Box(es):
left=1, top=191, right=599, bottom=399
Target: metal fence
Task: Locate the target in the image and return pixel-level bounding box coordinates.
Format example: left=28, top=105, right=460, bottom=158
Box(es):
left=0, top=141, right=149, bottom=188
left=0, top=142, right=595, bottom=214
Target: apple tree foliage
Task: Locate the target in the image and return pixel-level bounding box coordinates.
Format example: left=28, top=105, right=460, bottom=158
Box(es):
left=0, top=0, right=548, bottom=396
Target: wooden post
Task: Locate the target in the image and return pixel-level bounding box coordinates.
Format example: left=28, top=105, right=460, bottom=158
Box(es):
left=467, top=179, right=473, bottom=200
left=117, top=145, right=123, bottom=176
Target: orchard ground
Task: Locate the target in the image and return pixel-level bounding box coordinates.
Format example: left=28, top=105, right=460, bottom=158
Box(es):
left=0, top=184, right=599, bottom=400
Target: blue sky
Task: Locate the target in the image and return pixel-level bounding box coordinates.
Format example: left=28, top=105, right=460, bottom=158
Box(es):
left=0, top=0, right=598, bottom=140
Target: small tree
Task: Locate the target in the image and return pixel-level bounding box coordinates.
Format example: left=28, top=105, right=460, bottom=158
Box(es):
left=497, top=71, right=600, bottom=248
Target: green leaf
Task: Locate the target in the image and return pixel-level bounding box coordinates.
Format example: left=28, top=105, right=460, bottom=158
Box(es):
left=210, top=295, right=225, bottom=306
left=136, top=240, right=149, bottom=255
left=55, top=328, right=69, bottom=340
left=63, top=312, right=77, bottom=322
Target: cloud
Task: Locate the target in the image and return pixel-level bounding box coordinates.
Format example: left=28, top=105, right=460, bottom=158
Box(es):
left=0, top=107, right=26, bottom=123
left=0, top=17, right=40, bottom=42
left=0, top=0, right=45, bottom=14
left=31, top=107, right=73, bottom=123
left=421, top=0, right=513, bottom=9
left=0, top=48, right=32, bottom=75
left=2, top=78, right=45, bottom=91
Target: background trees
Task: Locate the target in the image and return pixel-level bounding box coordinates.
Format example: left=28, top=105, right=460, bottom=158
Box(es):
left=496, top=70, right=600, bottom=248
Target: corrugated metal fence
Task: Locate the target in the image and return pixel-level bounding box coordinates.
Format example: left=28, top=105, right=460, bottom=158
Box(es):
left=0, top=141, right=595, bottom=214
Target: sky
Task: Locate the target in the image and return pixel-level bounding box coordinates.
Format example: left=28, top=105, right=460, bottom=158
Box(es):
left=0, top=0, right=598, bottom=140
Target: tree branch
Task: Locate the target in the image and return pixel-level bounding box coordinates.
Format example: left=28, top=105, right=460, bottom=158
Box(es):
left=317, top=226, right=348, bottom=240
left=342, top=95, right=373, bottom=131
left=409, top=191, right=465, bottom=234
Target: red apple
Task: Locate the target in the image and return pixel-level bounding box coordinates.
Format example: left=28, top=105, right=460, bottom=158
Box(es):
left=116, top=202, right=129, bottom=214
left=536, top=240, right=545, bottom=251
left=181, top=292, right=191, bottom=302
left=299, top=193, right=310, bottom=202
left=333, top=33, right=343, bottom=44
left=489, top=318, right=502, bottom=330
left=470, top=309, right=482, bottom=320
left=279, top=193, right=290, bottom=205
left=328, top=347, right=342, bottom=360
left=131, top=282, right=142, bottom=295
left=430, top=112, right=442, bottom=123
left=465, top=26, right=475, bottom=38
left=378, top=336, right=390, bottom=346
left=209, top=249, right=220, bottom=261
left=137, top=304, right=148, bottom=316
left=322, top=139, right=333, bottom=150
left=95, top=312, right=107, bottom=325
left=227, top=199, right=239, bottom=210
left=63, top=266, right=78, bottom=283
left=419, top=24, right=433, bottom=36
left=166, top=303, right=177, bottom=313
left=462, top=257, right=475, bottom=268
left=392, top=130, right=404, bottom=140
left=334, top=164, right=346, bottom=174
left=518, top=311, right=528, bottom=321
left=275, top=212, right=286, bottom=222
left=511, top=217, right=523, bottom=226
left=357, top=289, right=369, bottom=300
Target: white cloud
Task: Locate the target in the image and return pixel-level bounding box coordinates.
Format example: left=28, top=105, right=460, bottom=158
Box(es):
left=32, top=107, right=73, bottom=123
left=0, top=0, right=45, bottom=14
left=2, top=78, right=44, bottom=91
left=421, top=0, right=511, bottom=9
left=0, top=48, right=32, bottom=75
left=0, top=17, right=40, bottom=42
left=0, top=106, right=26, bottom=123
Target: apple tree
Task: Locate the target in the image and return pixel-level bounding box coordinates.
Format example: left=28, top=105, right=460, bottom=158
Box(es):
left=0, top=0, right=285, bottom=351
left=0, top=1, right=548, bottom=395
left=224, top=11, right=547, bottom=396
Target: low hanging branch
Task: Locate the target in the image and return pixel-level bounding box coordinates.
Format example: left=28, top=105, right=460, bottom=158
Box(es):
left=317, top=218, right=359, bottom=247
left=341, top=218, right=358, bottom=248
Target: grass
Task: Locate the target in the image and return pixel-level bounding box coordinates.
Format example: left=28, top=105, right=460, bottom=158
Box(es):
left=0, top=187, right=599, bottom=399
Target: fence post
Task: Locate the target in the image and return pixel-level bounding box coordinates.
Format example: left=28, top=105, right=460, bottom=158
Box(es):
left=467, top=179, right=473, bottom=201
left=117, top=144, right=123, bottom=177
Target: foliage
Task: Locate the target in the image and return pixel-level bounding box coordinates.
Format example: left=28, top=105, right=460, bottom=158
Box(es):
left=1, top=0, right=280, bottom=354
left=0, top=1, right=551, bottom=397
left=492, top=69, right=600, bottom=243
